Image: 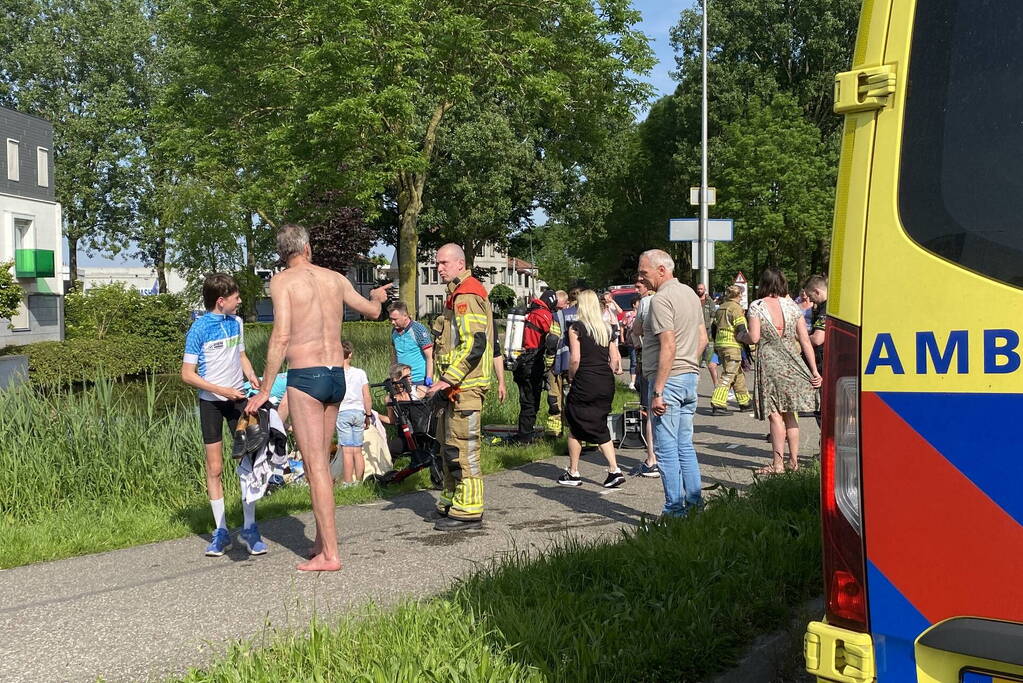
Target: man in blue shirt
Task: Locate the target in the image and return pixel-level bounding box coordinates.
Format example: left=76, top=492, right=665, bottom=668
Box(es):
left=181, top=273, right=265, bottom=558
left=388, top=301, right=434, bottom=386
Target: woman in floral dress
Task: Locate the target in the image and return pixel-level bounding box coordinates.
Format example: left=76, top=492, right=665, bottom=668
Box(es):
left=739, top=268, right=822, bottom=474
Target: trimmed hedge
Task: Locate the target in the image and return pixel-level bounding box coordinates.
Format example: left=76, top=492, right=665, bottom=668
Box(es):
left=1, top=335, right=180, bottom=387
left=1, top=320, right=392, bottom=389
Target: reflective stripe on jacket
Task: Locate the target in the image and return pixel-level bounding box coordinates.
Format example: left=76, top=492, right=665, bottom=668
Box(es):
left=714, top=299, right=747, bottom=349
left=433, top=271, right=494, bottom=392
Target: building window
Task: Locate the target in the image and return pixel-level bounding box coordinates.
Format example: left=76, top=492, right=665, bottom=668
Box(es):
left=13, top=217, right=32, bottom=250
left=431, top=267, right=439, bottom=284
left=421, top=266, right=429, bottom=284
left=36, top=147, right=48, bottom=187
left=7, top=139, right=19, bottom=182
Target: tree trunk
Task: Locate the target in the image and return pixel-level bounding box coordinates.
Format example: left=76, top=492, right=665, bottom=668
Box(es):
left=464, top=239, right=477, bottom=270
left=154, top=225, right=168, bottom=294
left=244, top=211, right=256, bottom=275
left=243, top=211, right=258, bottom=322
left=397, top=176, right=421, bottom=318
left=395, top=101, right=452, bottom=320
left=67, top=234, right=79, bottom=289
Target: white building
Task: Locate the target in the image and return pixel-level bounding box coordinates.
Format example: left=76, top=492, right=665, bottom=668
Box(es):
left=0, top=107, right=65, bottom=346
left=385, top=242, right=548, bottom=317
left=72, top=266, right=190, bottom=296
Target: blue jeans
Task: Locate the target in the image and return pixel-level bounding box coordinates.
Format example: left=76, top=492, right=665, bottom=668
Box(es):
left=649, top=372, right=702, bottom=517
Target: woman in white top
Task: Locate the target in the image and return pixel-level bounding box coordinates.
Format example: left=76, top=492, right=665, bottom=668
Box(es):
left=601, top=290, right=622, bottom=343
left=335, top=340, right=373, bottom=486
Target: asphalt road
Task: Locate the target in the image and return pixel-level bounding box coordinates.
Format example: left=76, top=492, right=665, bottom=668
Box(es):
left=0, top=374, right=819, bottom=682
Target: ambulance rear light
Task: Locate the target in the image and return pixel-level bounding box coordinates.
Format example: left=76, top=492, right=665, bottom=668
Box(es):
left=820, top=317, right=868, bottom=632
left=834, top=376, right=861, bottom=534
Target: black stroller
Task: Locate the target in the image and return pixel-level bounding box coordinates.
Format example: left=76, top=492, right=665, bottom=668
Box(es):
left=367, top=377, right=444, bottom=488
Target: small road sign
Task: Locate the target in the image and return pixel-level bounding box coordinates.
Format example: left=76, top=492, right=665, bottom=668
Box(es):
left=689, top=187, right=717, bottom=206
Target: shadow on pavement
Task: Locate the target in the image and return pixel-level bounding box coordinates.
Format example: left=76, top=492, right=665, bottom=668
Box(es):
left=511, top=460, right=650, bottom=527
left=257, top=514, right=314, bottom=560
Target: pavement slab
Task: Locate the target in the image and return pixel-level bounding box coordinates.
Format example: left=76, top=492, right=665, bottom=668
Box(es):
left=0, top=375, right=819, bottom=682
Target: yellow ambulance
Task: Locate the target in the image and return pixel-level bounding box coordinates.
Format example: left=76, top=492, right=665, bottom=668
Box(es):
left=805, top=0, right=1023, bottom=681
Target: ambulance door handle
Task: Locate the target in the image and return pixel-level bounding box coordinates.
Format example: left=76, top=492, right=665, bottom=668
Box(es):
left=834, top=65, right=897, bottom=113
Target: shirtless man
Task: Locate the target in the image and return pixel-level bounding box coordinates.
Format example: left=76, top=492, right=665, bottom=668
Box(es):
left=245, top=223, right=390, bottom=572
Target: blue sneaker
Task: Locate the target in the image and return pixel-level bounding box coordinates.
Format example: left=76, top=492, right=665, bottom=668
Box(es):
left=205, top=528, right=232, bottom=557
left=239, top=525, right=268, bottom=555
left=628, top=461, right=661, bottom=478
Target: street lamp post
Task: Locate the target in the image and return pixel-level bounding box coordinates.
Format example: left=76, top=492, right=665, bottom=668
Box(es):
left=699, top=0, right=710, bottom=290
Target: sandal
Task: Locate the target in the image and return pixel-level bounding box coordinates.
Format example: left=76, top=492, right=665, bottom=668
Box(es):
left=785, top=461, right=800, bottom=472
left=754, top=464, right=784, bottom=476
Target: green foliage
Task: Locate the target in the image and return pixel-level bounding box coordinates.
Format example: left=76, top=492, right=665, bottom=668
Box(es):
left=487, top=284, right=517, bottom=316
left=713, top=94, right=835, bottom=288
left=178, top=472, right=821, bottom=682
left=671, top=0, right=860, bottom=138
left=231, top=270, right=267, bottom=322
left=564, top=0, right=860, bottom=289
left=180, top=602, right=542, bottom=683
left=64, top=283, right=191, bottom=344
left=512, top=224, right=592, bottom=291
left=420, top=107, right=558, bottom=261
left=0, top=320, right=635, bottom=567
left=457, top=473, right=821, bottom=681
left=2, top=336, right=180, bottom=388
left=159, top=0, right=654, bottom=315
left=0, top=262, right=24, bottom=323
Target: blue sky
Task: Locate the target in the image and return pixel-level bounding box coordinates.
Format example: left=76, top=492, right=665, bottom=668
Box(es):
left=633, top=0, right=688, bottom=101
left=78, top=1, right=688, bottom=268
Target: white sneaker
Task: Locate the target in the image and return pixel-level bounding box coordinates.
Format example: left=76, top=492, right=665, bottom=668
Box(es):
left=628, top=382, right=636, bottom=390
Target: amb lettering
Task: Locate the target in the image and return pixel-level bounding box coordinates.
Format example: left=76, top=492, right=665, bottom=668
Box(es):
left=865, top=329, right=1021, bottom=375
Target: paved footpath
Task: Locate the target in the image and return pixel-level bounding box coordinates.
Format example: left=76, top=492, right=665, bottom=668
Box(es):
left=0, top=375, right=819, bottom=682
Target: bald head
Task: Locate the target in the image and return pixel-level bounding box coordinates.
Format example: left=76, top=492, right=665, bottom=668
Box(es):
left=436, top=243, right=466, bottom=283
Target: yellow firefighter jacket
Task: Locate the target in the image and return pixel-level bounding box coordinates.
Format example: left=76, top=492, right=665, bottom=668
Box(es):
left=432, top=271, right=494, bottom=410
left=714, top=299, right=748, bottom=349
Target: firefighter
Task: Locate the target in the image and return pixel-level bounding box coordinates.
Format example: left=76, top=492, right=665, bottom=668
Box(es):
left=425, top=244, right=494, bottom=531
left=710, top=285, right=752, bottom=414
left=544, top=290, right=569, bottom=435
left=513, top=288, right=560, bottom=444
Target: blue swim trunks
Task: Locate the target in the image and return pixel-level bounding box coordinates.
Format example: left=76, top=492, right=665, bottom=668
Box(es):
left=286, top=366, right=346, bottom=404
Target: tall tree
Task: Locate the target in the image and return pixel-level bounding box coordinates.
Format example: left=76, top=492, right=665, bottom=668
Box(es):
left=2, top=0, right=154, bottom=286
left=160, top=0, right=653, bottom=316
left=714, top=94, right=834, bottom=289
left=301, top=196, right=379, bottom=276
left=419, top=107, right=556, bottom=268
left=670, top=0, right=860, bottom=139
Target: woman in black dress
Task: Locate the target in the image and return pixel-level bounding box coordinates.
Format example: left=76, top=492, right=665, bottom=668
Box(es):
left=559, top=289, right=626, bottom=488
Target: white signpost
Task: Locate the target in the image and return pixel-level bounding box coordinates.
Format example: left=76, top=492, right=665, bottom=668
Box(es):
left=668, top=218, right=734, bottom=272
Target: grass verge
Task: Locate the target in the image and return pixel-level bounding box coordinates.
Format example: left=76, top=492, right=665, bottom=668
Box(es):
left=179, top=471, right=821, bottom=682
left=0, top=321, right=638, bottom=568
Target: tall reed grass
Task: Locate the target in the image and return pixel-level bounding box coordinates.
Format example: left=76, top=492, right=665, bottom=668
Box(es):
left=0, top=321, right=632, bottom=568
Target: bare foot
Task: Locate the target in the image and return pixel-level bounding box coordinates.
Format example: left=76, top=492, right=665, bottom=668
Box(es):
left=297, top=553, right=342, bottom=572
left=754, top=463, right=784, bottom=476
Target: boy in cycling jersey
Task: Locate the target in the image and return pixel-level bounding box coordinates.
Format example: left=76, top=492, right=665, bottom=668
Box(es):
left=180, top=274, right=265, bottom=557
